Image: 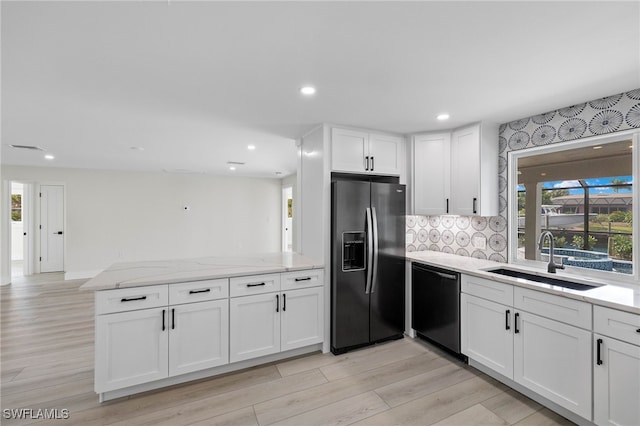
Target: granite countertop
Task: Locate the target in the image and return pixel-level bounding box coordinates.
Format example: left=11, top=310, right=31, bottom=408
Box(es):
left=80, top=253, right=324, bottom=291
left=406, top=251, right=640, bottom=315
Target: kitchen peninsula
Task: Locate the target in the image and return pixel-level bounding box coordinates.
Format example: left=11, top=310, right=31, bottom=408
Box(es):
left=80, top=253, right=325, bottom=402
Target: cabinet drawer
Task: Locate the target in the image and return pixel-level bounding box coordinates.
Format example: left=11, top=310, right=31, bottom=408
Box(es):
left=169, top=279, right=229, bottom=305
left=462, top=274, right=513, bottom=306
left=230, top=273, right=281, bottom=297
left=281, top=269, right=324, bottom=290
left=594, top=306, right=640, bottom=346
left=514, top=287, right=591, bottom=329
left=96, top=285, right=168, bottom=315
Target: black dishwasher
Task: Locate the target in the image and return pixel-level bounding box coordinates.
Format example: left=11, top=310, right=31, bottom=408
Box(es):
left=411, top=263, right=463, bottom=357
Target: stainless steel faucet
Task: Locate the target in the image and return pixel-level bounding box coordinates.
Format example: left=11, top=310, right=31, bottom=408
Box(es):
left=538, top=231, right=564, bottom=273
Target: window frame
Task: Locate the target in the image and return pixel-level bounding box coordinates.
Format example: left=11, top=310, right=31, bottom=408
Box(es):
left=507, top=130, right=639, bottom=285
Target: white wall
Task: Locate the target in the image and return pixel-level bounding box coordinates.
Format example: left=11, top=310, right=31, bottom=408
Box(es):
left=1, top=166, right=282, bottom=279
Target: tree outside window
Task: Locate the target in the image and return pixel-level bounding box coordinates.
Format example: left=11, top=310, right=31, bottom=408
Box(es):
left=11, top=194, right=22, bottom=222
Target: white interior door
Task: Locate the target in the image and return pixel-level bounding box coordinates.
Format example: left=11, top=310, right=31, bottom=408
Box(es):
left=40, top=185, right=64, bottom=273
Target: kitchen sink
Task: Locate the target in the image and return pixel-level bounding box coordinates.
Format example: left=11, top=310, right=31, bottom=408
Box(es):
left=485, top=268, right=602, bottom=291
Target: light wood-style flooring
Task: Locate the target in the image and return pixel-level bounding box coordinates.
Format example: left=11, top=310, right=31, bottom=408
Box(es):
left=1, top=275, right=575, bottom=425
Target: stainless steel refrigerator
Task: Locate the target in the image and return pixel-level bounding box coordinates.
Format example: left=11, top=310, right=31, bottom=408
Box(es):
left=331, top=176, right=406, bottom=355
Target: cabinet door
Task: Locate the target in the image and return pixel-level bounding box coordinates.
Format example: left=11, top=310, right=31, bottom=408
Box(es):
left=95, top=308, right=168, bottom=393
left=594, top=335, right=640, bottom=426
left=369, top=133, right=403, bottom=176
left=450, top=125, right=480, bottom=216
left=169, top=300, right=229, bottom=376
left=281, top=287, right=324, bottom=352
left=229, top=293, right=280, bottom=363
left=413, top=133, right=450, bottom=215
left=461, top=294, right=513, bottom=379
left=331, top=128, right=368, bottom=173
left=514, top=311, right=591, bottom=419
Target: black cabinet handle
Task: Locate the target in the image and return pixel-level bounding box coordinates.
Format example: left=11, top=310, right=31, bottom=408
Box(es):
left=189, top=289, right=211, bottom=294
left=55, top=231, right=63, bottom=235
left=371, top=156, right=374, bottom=171
left=283, top=294, right=286, bottom=311
left=276, top=294, right=279, bottom=313
left=121, top=296, right=147, bottom=302
left=446, top=198, right=449, bottom=214
left=636, top=328, right=640, bottom=333
left=505, top=309, right=510, bottom=330
left=514, top=312, right=520, bottom=334
left=171, top=308, right=175, bottom=330
left=472, top=197, right=477, bottom=214
left=597, top=338, right=603, bottom=365
left=247, top=282, right=266, bottom=288
left=162, top=309, right=166, bottom=331
left=364, top=156, right=369, bottom=171
left=294, top=277, right=311, bottom=282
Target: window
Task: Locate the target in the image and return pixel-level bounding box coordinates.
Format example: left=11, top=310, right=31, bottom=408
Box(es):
left=11, top=194, right=22, bottom=222
left=509, top=134, right=637, bottom=281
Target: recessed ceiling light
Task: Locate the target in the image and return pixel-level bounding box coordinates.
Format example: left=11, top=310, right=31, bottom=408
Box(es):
left=229, top=166, right=236, bottom=171
left=436, top=113, right=450, bottom=121
left=44, top=154, right=55, bottom=160
left=130, top=146, right=144, bottom=151
left=593, top=146, right=602, bottom=150
left=247, top=145, right=256, bottom=150
left=300, top=86, right=316, bottom=96
left=540, top=172, right=547, bottom=176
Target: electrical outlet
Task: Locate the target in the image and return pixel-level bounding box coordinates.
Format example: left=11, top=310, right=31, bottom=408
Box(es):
left=472, top=235, right=487, bottom=249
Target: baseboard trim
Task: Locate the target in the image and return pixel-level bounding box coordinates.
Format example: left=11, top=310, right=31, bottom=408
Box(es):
left=65, top=270, right=102, bottom=280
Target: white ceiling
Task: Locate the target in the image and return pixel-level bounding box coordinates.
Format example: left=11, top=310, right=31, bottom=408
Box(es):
left=2, top=1, right=639, bottom=178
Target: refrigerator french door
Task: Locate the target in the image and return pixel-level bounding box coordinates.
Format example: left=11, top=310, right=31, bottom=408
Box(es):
left=331, top=178, right=406, bottom=355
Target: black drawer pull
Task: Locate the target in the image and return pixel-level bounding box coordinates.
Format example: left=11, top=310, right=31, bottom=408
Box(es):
left=514, top=312, right=520, bottom=334
left=294, top=277, right=312, bottom=282
left=247, top=282, right=266, bottom=288
left=189, top=289, right=211, bottom=294
left=283, top=293, right=286, bottom=311
left=121, top=296, right=147, bottom=302
left=505, top=309, right=510, bottom=330
left=276, top=294, right=279, bottom=313
left=162, top=309, right=166, bottom=331
left=171, top=308, right=175, bottom=330
left=597, top=338, right=603, bottom=365
left=472, top=197, right=477, bottom=214
left=636, top=328, right=640, bottom=333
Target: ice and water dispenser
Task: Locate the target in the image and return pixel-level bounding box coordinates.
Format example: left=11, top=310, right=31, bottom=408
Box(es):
left=342, top=232, right=365, bottom=271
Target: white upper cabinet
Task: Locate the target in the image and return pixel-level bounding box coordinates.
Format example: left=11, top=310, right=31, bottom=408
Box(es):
left=450, top=123, right=498, bottom=216
left=412, top=132, right=451, bottom=215
left=331, top=127, right=404, bottom=176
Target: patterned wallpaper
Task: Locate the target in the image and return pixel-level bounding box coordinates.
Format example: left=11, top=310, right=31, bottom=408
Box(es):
left=407, top=88, right=640, bottom=261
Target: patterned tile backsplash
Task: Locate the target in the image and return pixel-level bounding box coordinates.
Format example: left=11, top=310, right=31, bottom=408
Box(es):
left=406, top=88, right=640, bottom=265
left=406, top=215, right=507, bottom=262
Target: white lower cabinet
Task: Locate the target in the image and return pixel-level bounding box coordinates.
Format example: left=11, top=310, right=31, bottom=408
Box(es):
left=593, top=335, right=640, bottom=426
left=96, top=307, right=169, bottom=393
left=514, top=311, right=592, bottom=420
left=593, top=306, right=640, bottom=426
left=96, top=300, right=230, bottom=393
left=461, top=293, right=513, bottom=378
left=461, top=275, right=592, bottom=421
left=281, top=286, right=324, bottom=351
left=94, top=269, right=324, bottom=399
left=229, top=292, right=281, bottom=363
left=169, top=299, right=229, bottom=376
left=230, top=286, right=324, bottom=363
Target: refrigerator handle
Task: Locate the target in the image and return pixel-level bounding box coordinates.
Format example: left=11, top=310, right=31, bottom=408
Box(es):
left=365, top=207, right=373, bottom=294
left=371, top=207, right=379, bottom=293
